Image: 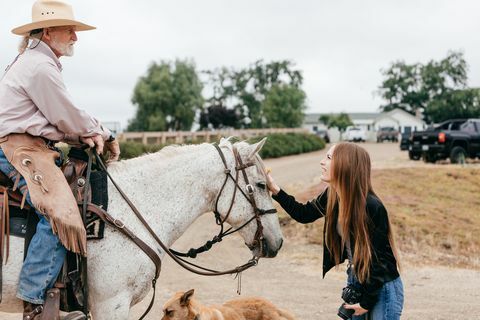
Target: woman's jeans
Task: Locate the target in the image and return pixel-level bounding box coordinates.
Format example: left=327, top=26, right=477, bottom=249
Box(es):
left=347, top=267, right=404, bottom=320
left=0, top=147, right=66, bottom=304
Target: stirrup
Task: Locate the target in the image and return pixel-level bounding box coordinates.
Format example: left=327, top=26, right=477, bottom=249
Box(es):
left=39, top=287, right=60, bottom=320
left=61, top=311, right=87, bottom=320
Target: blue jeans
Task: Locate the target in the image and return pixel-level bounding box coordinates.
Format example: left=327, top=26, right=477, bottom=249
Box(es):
left=0, top=147, right=66, bottom=304
left=347, top=267, right=404, bottom=320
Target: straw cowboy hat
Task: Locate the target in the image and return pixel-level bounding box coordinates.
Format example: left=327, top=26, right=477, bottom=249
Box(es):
left=12, top=0, right=95, bottom=36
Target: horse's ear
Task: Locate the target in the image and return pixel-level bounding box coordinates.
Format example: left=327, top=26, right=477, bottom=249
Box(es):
left=180, top=289, right=195, bottom=306
left=219, top=137, right=233, bottom=151
left=219, top=137, right=229, bottom=146
left=247, top=137, right=267, bottom=160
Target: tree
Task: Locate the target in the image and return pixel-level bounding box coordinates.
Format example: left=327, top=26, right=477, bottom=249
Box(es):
left=426, top=88, right=480, bottom=122
left=199, top=67, right=242, bottom=129
left=378, top=51, right=476, bottom=122
left=201, top=60, right=305, bottom=129
left=199, top=104, right=240, bottom=129
left=319, top=113, right=353, bottom=139
left=378, top=62, right=427, bottom=115
left=231, top=60, right=304, bottom=128
left=421, top=51, right=467, bottom=101
left=262, top=84, right=306, bottom=128
left=128, top=59, right=203, bottom=131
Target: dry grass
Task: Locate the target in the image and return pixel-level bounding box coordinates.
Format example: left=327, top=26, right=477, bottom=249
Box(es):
left=278, top=167, right=480, bottom=269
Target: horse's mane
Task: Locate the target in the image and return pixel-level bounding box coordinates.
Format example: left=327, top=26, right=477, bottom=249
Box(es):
left=110, top=138, right=237, bottom=172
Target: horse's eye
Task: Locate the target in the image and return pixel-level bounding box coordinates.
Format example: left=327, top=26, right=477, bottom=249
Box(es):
left=165, top=310, right=174, bottom=317
left=256, top=182, right=266, bottom=190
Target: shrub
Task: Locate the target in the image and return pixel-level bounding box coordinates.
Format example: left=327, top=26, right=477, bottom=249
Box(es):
left=118, top=141, right=164, bottom=159
left=116, top=133, right=326, bottom=160
left=250, top=133, right=326, bottom=158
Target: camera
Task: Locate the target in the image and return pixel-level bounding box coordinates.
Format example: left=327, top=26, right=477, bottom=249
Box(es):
left=337, top=285, right=363, bottom=319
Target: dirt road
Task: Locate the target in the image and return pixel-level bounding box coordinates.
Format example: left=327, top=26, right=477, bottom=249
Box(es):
left=3, top=143, right=479, bottom=319
left=128, top=143, right=479, bottom=320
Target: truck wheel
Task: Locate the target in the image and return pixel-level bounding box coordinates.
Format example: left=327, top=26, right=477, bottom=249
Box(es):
left=409, top=151, right=420, bottom=160
left=450, top=146, right=467, bottom=164
left=422, top=153, right=436, bottom=163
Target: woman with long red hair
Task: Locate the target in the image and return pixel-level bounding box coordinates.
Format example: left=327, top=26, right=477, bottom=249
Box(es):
left=267, top=142, right=403, bottom=319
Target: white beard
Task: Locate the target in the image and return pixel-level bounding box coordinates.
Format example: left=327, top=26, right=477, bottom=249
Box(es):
left=51, top=39, right=75, bottom=57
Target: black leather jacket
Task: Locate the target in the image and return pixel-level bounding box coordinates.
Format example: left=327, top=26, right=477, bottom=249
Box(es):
left=272, top=188, right=400, bottom=310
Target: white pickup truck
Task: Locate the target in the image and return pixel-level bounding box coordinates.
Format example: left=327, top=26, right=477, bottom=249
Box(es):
left=343, top=126, right=367, bottom=142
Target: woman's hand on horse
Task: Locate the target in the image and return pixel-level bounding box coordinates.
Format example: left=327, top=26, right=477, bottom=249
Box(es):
left=342, top=303, right=368, bottom=316
left=80, top=134, right=104, bottom=155
left=266, top=172, right=281, bottom=195
left=105, top=139, right=120, bottom=163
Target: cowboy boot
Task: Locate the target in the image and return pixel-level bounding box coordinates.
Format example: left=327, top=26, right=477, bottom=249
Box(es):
left=23, top=301, right=43, bottom=320
left=24, top=303, right=86, bottom=320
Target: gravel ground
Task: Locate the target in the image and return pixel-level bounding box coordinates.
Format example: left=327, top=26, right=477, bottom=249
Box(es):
left=2, top=142, right=479, bottom=319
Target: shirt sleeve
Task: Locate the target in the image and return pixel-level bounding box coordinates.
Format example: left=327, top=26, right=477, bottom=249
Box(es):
left=26, top=62, right=111, bottom=142
left=359, top=203, right=391, bottom=310
left=272, top=188, right=328, bottom=223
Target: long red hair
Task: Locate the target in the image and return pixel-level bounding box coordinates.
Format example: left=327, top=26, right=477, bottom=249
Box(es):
left=324, top=143, right=399, bottom=283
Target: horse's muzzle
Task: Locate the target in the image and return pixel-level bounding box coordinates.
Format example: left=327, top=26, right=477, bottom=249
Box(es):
left=247, top=237, right=283, bottom=258
left=264, top=237, right=283, bottom=258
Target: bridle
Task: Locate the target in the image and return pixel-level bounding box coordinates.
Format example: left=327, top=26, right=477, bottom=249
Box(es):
left=170, top=143, right=277, bottom=259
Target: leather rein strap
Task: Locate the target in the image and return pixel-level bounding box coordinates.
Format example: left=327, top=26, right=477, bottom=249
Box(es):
left=80, top=150, right=92, bottom=317
left=85, top=204, right=160, bottom=320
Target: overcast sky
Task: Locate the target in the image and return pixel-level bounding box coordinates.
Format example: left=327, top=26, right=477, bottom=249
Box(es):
left=1, top=0, right=479, bottom=129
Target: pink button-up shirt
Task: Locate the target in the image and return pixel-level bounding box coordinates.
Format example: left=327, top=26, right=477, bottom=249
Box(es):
left=0, top=40, right=110, bottom=142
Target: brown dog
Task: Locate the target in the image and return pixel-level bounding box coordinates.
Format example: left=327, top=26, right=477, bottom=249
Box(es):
left=162, top=289, right=296, bottom=320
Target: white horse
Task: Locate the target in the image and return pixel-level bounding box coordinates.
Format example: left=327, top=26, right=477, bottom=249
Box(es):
left=0, top=138, right=284, bottom=320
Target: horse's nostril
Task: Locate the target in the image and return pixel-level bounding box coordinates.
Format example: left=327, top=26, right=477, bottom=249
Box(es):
left=278, top=238, right=283, bottom=251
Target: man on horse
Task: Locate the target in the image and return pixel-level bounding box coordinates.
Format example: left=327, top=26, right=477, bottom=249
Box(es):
left=0, top=0, right=120, bottom=318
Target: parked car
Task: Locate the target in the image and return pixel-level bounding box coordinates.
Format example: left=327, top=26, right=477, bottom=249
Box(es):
left=343, top=126, right=366, bottom=142
left=410, top=119, right=480, bottom=163
left=400, top=132, right=412, bottom=151
left=376, top=127, right=399, bottom=142
left=315, top=129, right=330, bottom=143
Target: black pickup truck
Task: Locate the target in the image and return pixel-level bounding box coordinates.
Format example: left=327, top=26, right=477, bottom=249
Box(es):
left=409, top=119, right=480, bottom=163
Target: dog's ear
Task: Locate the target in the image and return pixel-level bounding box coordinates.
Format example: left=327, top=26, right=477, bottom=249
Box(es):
left=180, top=289, right=195, bottom=306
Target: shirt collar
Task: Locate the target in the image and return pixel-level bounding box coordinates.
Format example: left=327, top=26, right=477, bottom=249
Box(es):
left=29, top=40, right=63, bottom=72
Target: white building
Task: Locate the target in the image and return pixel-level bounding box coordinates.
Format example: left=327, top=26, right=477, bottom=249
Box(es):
left=373, top=109, right=426, bottom=134
left=303, top=108, right=426, bottom=142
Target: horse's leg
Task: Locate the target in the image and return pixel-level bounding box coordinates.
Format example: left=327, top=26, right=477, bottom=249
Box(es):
left=89, top=292, right=132, bottom=320
left=87, top=236, right=155, bottom=320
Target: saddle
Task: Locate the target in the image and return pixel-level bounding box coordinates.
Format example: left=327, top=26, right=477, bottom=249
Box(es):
left=0, top=147, right=108, bottom=315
